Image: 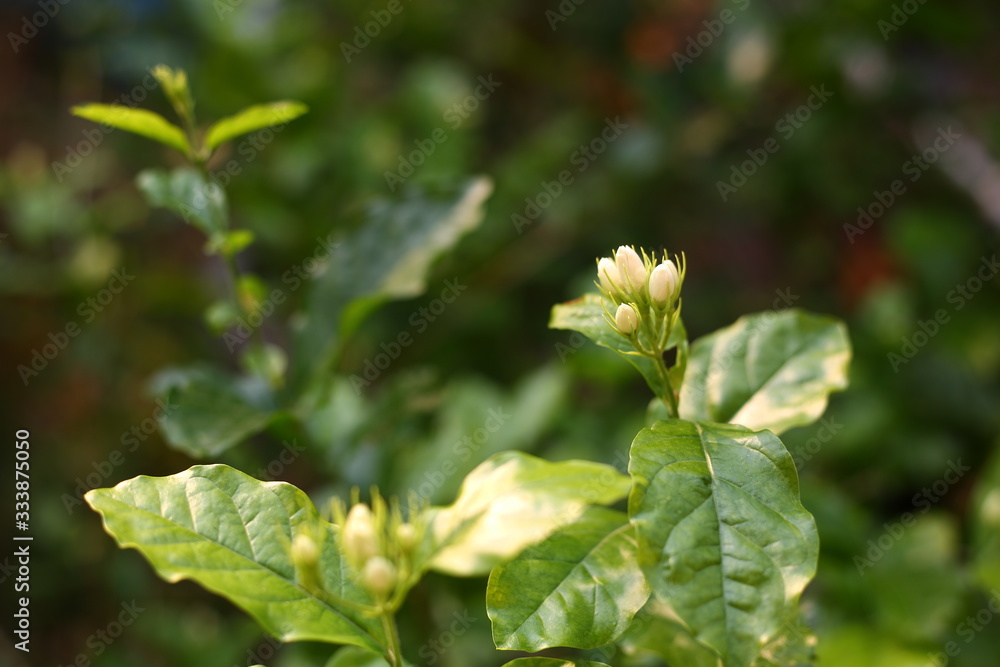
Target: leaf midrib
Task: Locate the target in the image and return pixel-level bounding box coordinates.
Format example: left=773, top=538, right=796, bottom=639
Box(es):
left=694, top=422, right=806, bottom=662
left=499, top=523, right=628, bottom=648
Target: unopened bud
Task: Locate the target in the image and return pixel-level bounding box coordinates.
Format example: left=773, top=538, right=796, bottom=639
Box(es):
left=615, top=303, right=639, bottom=334
left=615, top=246, right=647, bottom=292
left=597, top=257, right=623, bottom=294
left=362, top=556, right=398, bottom=596
left=292, top=533, right=319, bottom=566
left=343, top=503, right=379, bottom=567
left=397, top=523, right=417, bottom=551
left=649, top=260, right=679, bottom=307
left=291, top=532, right=322, bottom=593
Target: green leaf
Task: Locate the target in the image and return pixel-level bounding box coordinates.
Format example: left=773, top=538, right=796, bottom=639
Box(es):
left=325, top=647, right=396, bottom=667
left=628, top=420, right=818, bottom=667
left=151, top=366, right=277, bottom=458
left=241, top=343, right=288, bottom=389
left=71, top=103, right=191, bottom=156
left=499, top=660, right=611, bottom=667
left=206, top=229, right=255, bottom=257
left=137, top=168, right=228, bottom=239
left=487, top=507, right=649, bottom=650
left=85, top=464, right=384, bottom=653
left=391, top=366, right=568, bottom=504
left=292, top=177, right=493, bottom=391
left=549, top=293, right=686, bottom=402
left=752, top=616, right=817, bottom=667
left=617, top=599, right=723, bottom=667
left=425, top=451, right=631, bottom=576
left=678, top=309, right=850, bottom=435
left=205, top=101, right=309, bottom=152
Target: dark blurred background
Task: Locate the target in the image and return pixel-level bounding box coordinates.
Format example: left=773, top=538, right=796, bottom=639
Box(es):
left=2, top=0, right=1000, bottom=666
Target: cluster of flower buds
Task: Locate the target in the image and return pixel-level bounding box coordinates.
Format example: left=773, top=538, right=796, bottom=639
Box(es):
left=331, top=489, right=423, bottom=602
left=595, top=245, right=685, bottom=346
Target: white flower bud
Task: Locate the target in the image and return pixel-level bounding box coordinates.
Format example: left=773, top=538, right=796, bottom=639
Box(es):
left=291, top=533, right=319, bottom=567
left=615, top=303, right=639, bottom=334
left=397, top=523, right=417, bottom=551
left=291, top=532, right=324, bottom=593
left=649, top=260, right=679, bottom=307
left=615, top=246, right=647, bottom=292
left=342, top=503, right=379, bottom=567
left=597, top=257, right=623, bottom=294
left=362, top=556, right=398, bottom=596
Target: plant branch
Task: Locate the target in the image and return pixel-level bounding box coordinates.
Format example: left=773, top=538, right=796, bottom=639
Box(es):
left=380, top=610, right=404, bottom=667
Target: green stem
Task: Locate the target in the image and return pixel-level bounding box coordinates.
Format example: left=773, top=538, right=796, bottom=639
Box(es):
left=380, top=610, right=404, bottom=667
left=637, top=312, right=679, bottom=419
left=651, top=350, right=679, bottom=418
left=192, top=162, right=268, bottom=355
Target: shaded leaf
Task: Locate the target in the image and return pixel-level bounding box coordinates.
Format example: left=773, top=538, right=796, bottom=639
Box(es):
left=392, top=366, right=567, bottom=504
left=205, top=101, right=309, bottom=151
left=425, top=451, right=631, bottom=576
left=628, top=420, right=818, bottom=667
left=678, top=309, right=850, bottom=435
left=71, top=103, right=191, bottom=156
left=293, top=177, right=493, bottom=391
left=85, top=465, right=384, bottom=652
left=325, top=647, right=398, bottom=667
left=617, top=599, right=722, bottom=667
left=151, top=366, right=277, bottom=458
left=549, top=293, right=686, bottom=402
left=487, top=507, right=649, bottom=650
left=137, top=168, right=228, bottom=239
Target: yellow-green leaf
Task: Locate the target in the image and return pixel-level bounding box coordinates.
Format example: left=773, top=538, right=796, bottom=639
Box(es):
left=425, top=451, right=631, bottom=576
left=71, top=104, right=191, bottom=156
left=205, top=101, right=308, bottom=151
left=678, top=309, right=851, bottom=435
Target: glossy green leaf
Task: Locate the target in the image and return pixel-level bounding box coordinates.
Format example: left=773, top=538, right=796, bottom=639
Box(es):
left=293, top=177, right=493, bottom=391
left=137, top=167, right=228, bottom=239
left=85, top=464, right=384, bottom=653
left=487, top=507, right=648, bottom=650
left=205, top=101, right=309, bottom=152
left=150, top=366, right=277, bottom=458
left=499, top=660, right=610, bottom=667
left=425, top=451, right=631, bottom=576
left=549, top=293, right=686, bottom=402
left=678, top=309, right=850, bottom=435
left=628, top=420, right=818, bottom=667
left=71, top=103, right=191, bottom=156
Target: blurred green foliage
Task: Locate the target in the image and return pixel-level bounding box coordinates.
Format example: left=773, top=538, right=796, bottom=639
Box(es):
left=2, top=0, right=1000, bottom=665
